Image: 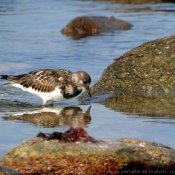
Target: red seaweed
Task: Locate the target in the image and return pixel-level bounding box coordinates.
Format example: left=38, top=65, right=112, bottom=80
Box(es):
left=37, top=127, right=102, bottom=143
left=114, top=53, right=133, bottom=62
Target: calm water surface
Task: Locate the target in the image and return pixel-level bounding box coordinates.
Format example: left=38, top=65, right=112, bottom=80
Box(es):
left=0, top=0, right=175, bottom=158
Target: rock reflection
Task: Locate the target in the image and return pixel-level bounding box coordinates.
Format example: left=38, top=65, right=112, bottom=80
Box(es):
left=99, top=94, right=175, bottom=118
left=2, top=106, right=91, bottom=128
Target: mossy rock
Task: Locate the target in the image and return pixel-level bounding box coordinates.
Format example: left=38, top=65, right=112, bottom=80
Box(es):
left=80, top=35, right=175, bottom=101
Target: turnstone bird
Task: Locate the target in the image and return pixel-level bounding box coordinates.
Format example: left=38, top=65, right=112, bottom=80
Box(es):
left=1, top=69, right=91, bottom=107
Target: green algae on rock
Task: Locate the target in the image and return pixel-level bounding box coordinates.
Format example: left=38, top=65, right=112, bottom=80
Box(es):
left=0, top=128, right=175, bottom=174
left=79, top=35, right=175, bottom=101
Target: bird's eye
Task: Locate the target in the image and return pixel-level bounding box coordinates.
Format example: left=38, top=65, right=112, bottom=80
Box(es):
left=83, top=80, right=87, bottom=84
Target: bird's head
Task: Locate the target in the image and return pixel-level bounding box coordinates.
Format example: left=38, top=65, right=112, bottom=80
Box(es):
left=72, top=71, right=91, bottom=97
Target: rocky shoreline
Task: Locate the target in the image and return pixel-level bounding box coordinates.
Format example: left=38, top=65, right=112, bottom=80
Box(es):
left=1, top=8, right=175, bottom=174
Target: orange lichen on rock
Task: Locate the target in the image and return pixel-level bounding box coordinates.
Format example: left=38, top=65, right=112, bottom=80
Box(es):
left=0, top=128, right=175, bottom=174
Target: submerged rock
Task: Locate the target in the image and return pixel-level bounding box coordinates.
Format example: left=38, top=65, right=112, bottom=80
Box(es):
left=0, top=165, right=19, bottom=175
left=0, top=127, right=175, bottom=174
left=99, top=94, right=175, bottom=117
left=79, top=35, right=175, bottom=100
left=61, top=16, right=132, bottom=39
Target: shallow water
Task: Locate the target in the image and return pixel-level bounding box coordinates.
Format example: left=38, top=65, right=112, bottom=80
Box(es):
left=1, top=0, right=175, bottom=158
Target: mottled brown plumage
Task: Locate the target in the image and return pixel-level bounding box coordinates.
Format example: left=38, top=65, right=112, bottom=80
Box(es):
left=5, top=69, right=72, bottom=93
left=1, top=69, right=91, bottom=107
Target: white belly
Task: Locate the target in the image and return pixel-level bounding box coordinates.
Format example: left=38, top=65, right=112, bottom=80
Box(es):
left=11, top=83, right=65, bottom=104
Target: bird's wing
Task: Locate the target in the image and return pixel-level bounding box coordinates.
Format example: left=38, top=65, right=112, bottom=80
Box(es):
left=55, top=69, right=73, bottom=81
left=7, top=69, right=72, bottom=92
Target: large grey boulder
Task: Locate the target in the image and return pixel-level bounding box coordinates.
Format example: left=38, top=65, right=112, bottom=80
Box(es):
left=80, top=35, right=175, bottom=100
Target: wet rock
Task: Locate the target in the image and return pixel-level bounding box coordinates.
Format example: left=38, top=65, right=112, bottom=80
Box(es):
left=2, top=106, right=91, bottom=128
left=99, top=94, right=175, bottom=117
left=0, top=165, right=19, bottom=175
left=0, top=128, right=175, bottom=174
left=61, top=16, right=132, bottom=39
left=0, top=99, right=33, bottom=108
left=92, top=0, right=174, bottom=4
left=79, top=35, right=175, bottom=100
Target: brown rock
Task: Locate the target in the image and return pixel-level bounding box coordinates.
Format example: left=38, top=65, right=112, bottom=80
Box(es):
left=61, top=16, right=132, bottom=39
left=0, top=128, right=175, bottom=174
left=115, top=0, right=162, bottom=3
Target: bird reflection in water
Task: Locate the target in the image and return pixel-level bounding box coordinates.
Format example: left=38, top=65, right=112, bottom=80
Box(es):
left=2, top=106, right=91, bottom=128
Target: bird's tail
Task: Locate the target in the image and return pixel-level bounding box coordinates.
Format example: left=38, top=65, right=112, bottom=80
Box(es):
left=0, top=75, right=12, bottom=86
left=1, top=75, right=9, bottom=80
